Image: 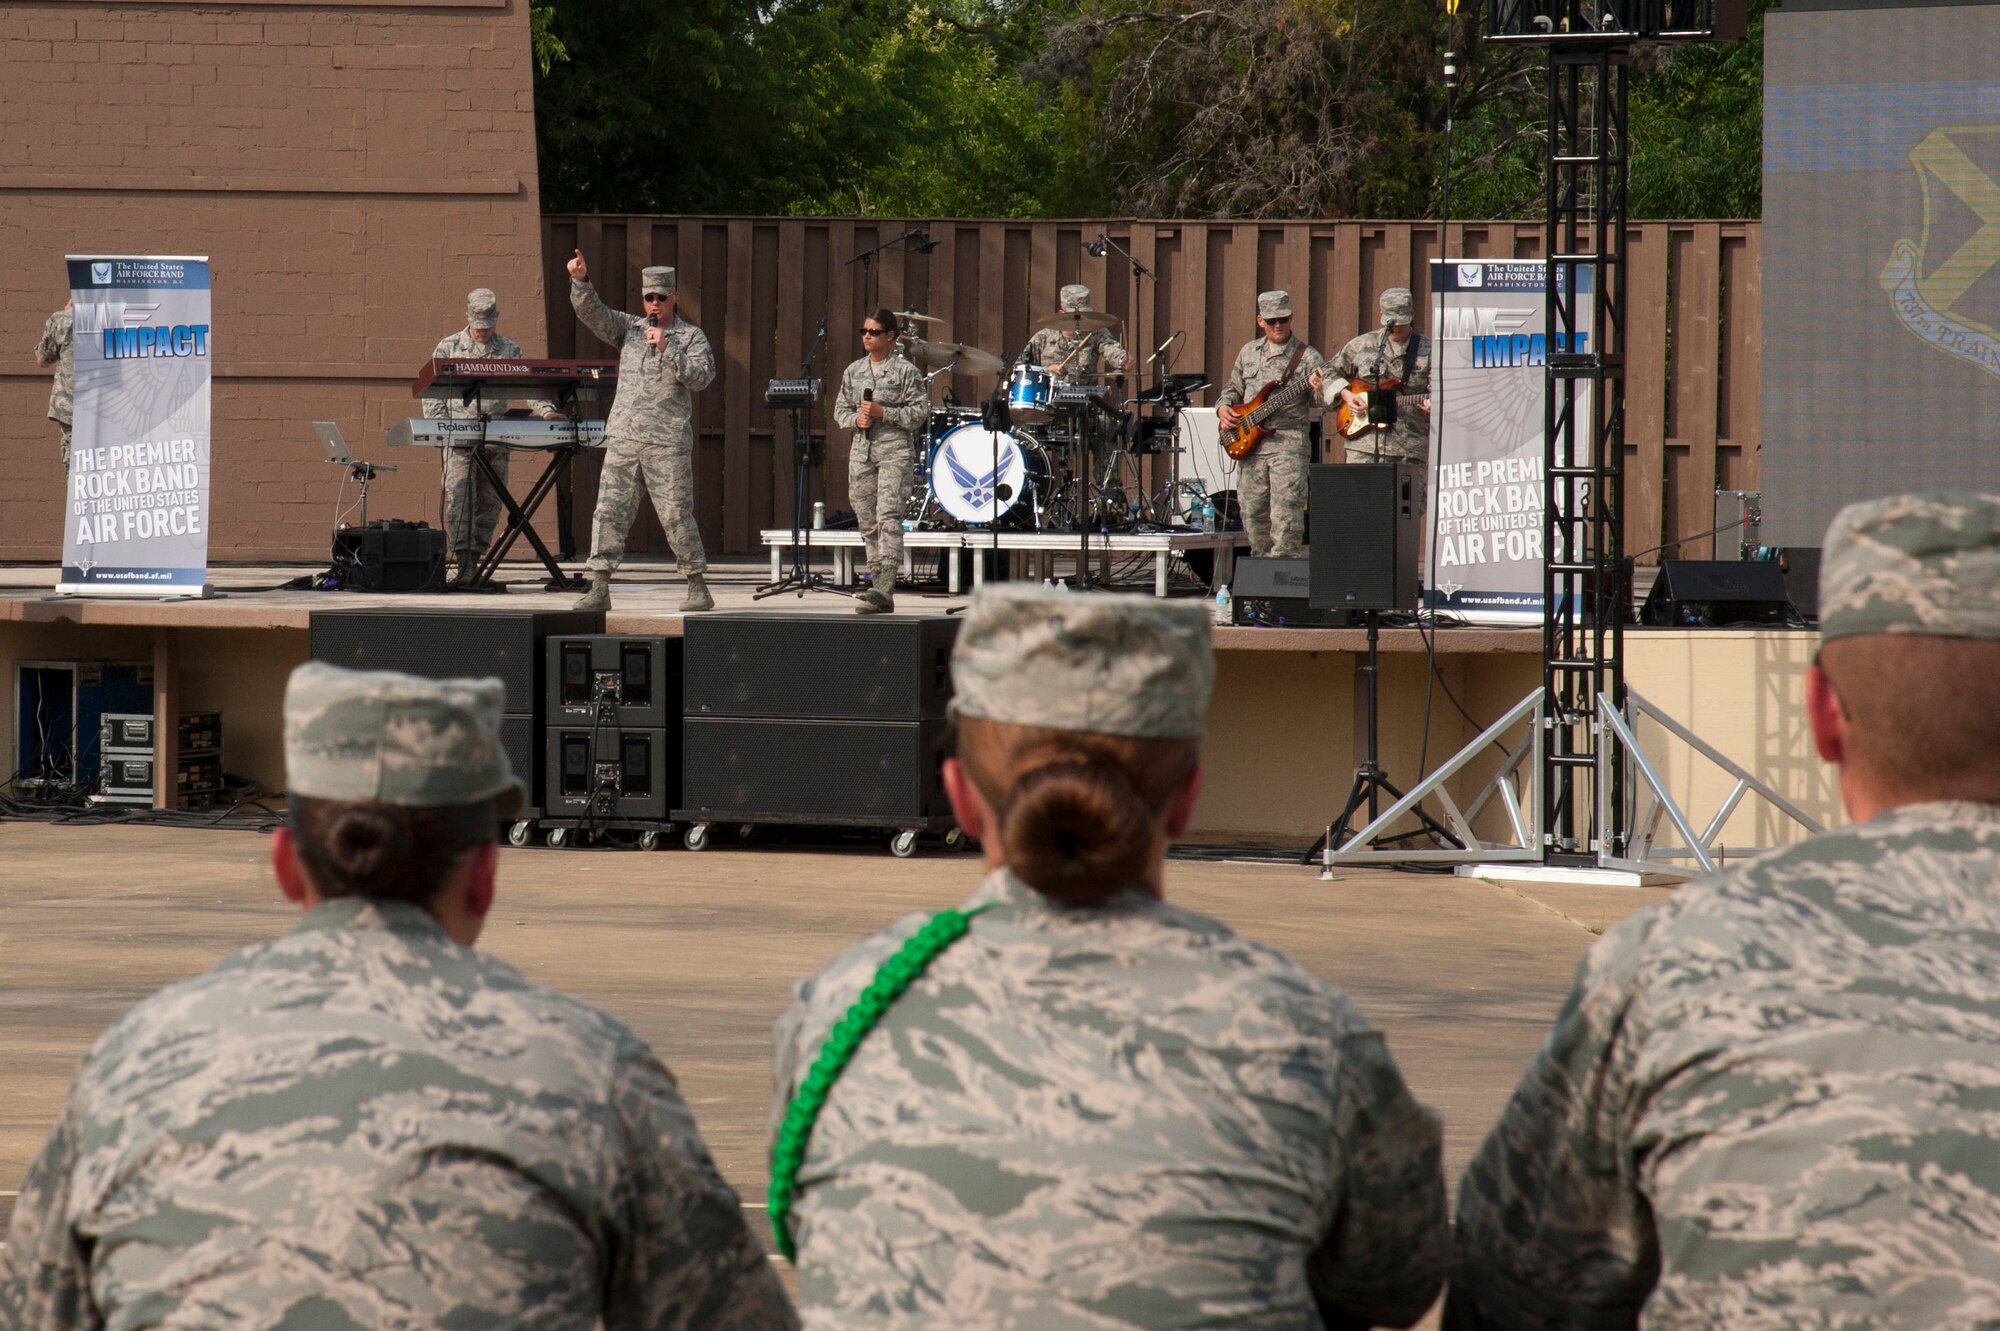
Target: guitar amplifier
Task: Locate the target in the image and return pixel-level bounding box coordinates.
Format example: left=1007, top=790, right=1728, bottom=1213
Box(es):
left=1231, top=558, right=1359, bottom=628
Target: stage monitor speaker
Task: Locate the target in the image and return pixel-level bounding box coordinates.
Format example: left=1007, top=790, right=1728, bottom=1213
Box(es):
left=1308, top=462, right=1420, bottom=612
left=544, top=725, right=673, bottom=820
left=310, top=610, right=603, bottom=715
left=1230, top=557, right=1359, bottom=628
left=547, top=635, right=682, bottom=730
left=1780, top=547, right=1821, bottom=624
left=681, top=718, right=948, bottom=823
left=1639, top=560, right=1791, bottom=628
left=330, top=520, right=446, bottom=593
left=683, top=615, right=958, bottom=721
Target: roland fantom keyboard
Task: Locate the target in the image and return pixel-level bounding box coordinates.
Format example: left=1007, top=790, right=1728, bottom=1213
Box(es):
left=386, top=417, right=608, bottom=450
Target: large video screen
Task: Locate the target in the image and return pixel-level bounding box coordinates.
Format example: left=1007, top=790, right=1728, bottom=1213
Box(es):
left=1762, top=0, right=2000, bottom=544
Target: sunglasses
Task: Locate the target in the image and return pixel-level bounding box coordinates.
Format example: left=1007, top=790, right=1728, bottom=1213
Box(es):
left=1263, top=315, right=1292, bottom=323
left=643, top=293, right=672, bottom=303
left=860, top=326, right=890, bottom=337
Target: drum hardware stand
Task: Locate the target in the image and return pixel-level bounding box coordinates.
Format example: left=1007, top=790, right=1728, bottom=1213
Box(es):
left=1305, top=609, right=1465, bottom=864
left=758, top=320, right=849, bottom=601
left=844, top=229, right=939, bottom=312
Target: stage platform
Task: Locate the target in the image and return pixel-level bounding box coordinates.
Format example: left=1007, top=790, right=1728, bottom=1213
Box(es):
left=760, top=527, right=1246, bottom=597
left=0, top=559, right=1840, bottom=849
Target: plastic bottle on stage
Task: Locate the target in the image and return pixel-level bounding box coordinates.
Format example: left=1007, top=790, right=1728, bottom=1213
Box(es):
left=1201, top=498, right=1217, bottom=533
left=813, top=501, right=826, bottom=530
left=1213, top=583, right=1232, bottom=626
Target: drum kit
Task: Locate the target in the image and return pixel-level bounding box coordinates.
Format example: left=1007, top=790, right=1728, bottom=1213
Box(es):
left=889, top=308, right=1203, bottom=534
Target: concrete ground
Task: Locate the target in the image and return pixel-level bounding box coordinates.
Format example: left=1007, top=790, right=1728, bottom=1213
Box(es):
left=0, top=822, right=1671, bottom=1320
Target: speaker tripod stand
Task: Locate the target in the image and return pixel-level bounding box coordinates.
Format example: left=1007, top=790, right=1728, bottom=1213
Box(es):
left=1305, top=609, right=1464, bottom=865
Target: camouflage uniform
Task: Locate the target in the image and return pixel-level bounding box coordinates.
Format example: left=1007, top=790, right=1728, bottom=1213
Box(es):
left=0, top=662, right=796, bottom=1331
left=1447, top=491, right=2000, bottom=1331
left=774, top=587, right=1447, bottom=1330
left=1219, top=292, right=1323, bottom=559
left=424, top=310, right=556, bottom=561
left=1021, top=286, right=1130, bottom=493
left=35, top=306, right=73, bottom=467
left=571, top=274, right=713, bottom=579
left=1325, top=289, right=1431, bottom=491
left=833, top=352, right=929, bottom=594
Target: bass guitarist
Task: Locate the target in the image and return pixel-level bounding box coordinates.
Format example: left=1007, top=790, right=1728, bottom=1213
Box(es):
left=1312, top=287, right=1432, bottom=505
left=1217, top=290, right=1324, bottom=559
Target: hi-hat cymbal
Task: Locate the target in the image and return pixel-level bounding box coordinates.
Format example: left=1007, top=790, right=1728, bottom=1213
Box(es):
left=906, top=339, right=1004, bottom=375
left=1037, top=309, right=1121, bottom=334
left=894, top=309, right=945, bottom=326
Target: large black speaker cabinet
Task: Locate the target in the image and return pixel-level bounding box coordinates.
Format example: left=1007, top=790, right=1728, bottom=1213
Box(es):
left=1308, top=462, right=1421, bottom=612
left=1781, top=548, right=1822, bottom=624
left=681, top=718, right=949, bottom=824
left=545, top=726, right=674, bottom=820
left=1640, top=560, right=1791, bottom=628
left=547, top=635, right=682, bottom=730
left=310, top=610, right=603, bottom=714
left=683, top=614, right=959, bottom=721
left=1230, top=557, right=1359, bottom=628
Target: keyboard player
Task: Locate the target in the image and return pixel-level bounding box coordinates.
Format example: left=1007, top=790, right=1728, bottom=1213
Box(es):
left=425, top=288, right=563, bottom=585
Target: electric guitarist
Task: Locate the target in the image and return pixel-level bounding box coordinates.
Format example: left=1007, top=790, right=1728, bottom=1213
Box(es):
left=1312, top=286, right=1432, bottom=506
left=1217, top=290, right=1324, bottom=559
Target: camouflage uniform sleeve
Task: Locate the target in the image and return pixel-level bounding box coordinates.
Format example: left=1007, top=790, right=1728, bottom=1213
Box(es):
left=884, top=360, right=929, bottom=433
left=1443, top=913, right=1662, bottom=1331
left=1309, top=1027, right=1448, bottom=1329
left=1219, top=343, right=1253, bottom=406
left=34, top=311, right=68, bottom=367
left=1099, top=334, right=1130, bottom=373
left=0, top=1094, right=99, bottom=1331
left=1327, top=335, right=1361, bottom=384
left=602, top=1037, right=797, bottom=1331
left=571, top=280, right=635, bottom=352
left=661, top=324, right=716, bottom=395
left=831, top=359, right=863, bottom=432
left=421, top=333, right=458, bottom=420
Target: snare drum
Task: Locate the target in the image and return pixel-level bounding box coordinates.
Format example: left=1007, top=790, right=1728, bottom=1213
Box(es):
left=929, top=422, right=1052, bottom=527
left=1005, top=365, right=1055, bottom=423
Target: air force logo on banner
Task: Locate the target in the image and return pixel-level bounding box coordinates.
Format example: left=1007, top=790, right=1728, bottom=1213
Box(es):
left=91, top=262, right=114, bottom=285
left=1457, top=263, right=1484, bottom=288
left=1882, top=125, right=2000, bottom=379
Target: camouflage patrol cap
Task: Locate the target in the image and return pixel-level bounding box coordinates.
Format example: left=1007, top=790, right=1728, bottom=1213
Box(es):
left=285, top=662, right=525, bottom=816
left=951, top=586, right=1214, bottom=739
left=465, top=288, right=499, bottom=329
left=1257, top=290, right=1293, bottom=320
left=641, top=266, right=677, bottom=296
left=1380, top=287, right=1415, bottom=325
left=1059, top=284, right=1093, bottom=313
left=1820, top=491, right=2000, bottom=643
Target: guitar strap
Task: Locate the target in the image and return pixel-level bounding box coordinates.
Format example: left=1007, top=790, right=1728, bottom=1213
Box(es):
left=1279, top=340, right=1307, bottom=390
left=1398, top=332, right=1420, bottom=391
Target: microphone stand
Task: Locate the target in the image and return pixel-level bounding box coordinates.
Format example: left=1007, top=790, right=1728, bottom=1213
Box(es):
left=843, top=228, right=939, bottom=313
left=756, top=317, right=851, bottom=600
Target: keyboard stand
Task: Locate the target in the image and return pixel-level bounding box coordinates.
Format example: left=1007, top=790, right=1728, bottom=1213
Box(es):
left=461, top=439, right=585, bottom=592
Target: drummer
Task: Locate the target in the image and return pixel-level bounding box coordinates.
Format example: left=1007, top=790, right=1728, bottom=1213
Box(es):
left=1018, top=284, right=1128, bottom=382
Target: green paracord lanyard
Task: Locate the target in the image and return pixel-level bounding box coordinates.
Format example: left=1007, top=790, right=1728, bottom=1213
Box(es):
left=768, top=903, right=994, bottom=1260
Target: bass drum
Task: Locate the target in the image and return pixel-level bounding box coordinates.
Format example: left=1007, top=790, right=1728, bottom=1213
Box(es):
left=929, top=423, right=1054, bottom=528
left=904, top=408, right=982, bottom=530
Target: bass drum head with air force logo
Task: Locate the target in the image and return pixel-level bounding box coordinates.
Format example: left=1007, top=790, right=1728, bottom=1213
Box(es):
left=930, top=423, right=1028, bottom=524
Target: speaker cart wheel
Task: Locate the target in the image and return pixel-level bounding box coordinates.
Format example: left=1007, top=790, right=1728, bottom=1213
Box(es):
left=684, top=823, right=711, bottom=852
left=890, top=829, right=920, bottom=858
left=547, top=827, right=568, bottom=849
left=507, top=821, right=533, bottom=848
left=943, top=826, right=965, bottom=851
left=637, top=829, right=661, bottom=852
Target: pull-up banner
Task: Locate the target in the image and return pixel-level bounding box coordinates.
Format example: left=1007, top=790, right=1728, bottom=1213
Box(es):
left=1424, top=259, right=1593, bottom=624
left=60, top=255, right=213, bottom=597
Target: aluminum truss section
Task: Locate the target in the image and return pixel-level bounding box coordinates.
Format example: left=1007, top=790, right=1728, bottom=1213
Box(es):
left=1595, top=689, right=1827, bottom=879
left=1322, top=690, right=1545, bottom=871
left=1541, top=42, right=1630, bottom=866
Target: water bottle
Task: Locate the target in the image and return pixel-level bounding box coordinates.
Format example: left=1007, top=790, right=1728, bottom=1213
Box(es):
left=812, top=501, right=826, bottom=530
left=1201, top=498, right=1217, bottom=533
left=1213, top=583, right=1233, bottom=626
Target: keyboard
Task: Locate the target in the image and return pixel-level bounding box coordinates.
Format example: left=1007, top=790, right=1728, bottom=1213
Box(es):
left=386, top=418, right=608, bottom=449
left=413, top=358, right=618, bottom=401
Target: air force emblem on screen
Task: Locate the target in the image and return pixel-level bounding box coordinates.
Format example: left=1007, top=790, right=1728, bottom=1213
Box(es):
left=91, top=262, right=113, bottom=285
left=1882, top=126, right=2000, bottom=379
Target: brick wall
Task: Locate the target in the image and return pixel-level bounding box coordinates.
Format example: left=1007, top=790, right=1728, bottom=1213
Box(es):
left=0, top=0, right=547, bottom=560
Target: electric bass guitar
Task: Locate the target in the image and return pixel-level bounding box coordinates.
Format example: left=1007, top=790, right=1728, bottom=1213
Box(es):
left=1332, top=374, right=1402, bottom=440
left=1220, top=373, right=1317, bottom=459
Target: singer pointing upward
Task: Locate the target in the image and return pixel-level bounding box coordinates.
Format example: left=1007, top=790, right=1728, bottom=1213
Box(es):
left=834, top=310, right=928, bottom=614
left=565, top=251, right=716, bottom=614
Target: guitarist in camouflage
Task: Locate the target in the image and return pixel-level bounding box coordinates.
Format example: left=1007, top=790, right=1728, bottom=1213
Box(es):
left=1217, top=291, right=1324, bottom=559
left=1314, top=287, right=1432, bottom=507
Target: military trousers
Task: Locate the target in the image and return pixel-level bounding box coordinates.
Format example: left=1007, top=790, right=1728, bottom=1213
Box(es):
left=586, top=434, right=708, bottom=578
left=1240, top=428, right=1309, bottom=559
left=849, top=439, right=913, bottom=580
left=443, top=444, right=510, bottom=557
left=57, top=424, right=71, bottom=469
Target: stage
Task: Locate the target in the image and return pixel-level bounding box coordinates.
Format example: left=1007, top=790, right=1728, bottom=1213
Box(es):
left=0, top=558, right=1838, bottom=850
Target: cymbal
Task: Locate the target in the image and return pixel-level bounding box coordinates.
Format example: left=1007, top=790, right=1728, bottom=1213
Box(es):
left=1036, top=309, right=1121, bottom=334
left=907, top=339, right=1004, bottom=375
left=894, top=309, right=945, bottom=326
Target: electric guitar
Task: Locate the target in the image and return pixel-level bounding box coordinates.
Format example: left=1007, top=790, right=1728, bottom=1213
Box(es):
left=1332, top=374, right=1402, bottom=440
left=1220, top=373, right=1317, bottom=459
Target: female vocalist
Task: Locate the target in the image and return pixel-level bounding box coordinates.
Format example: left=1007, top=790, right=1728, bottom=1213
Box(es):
left=832, top=309, right=928, bottom=614
left=769, top=586, right=1448, bottom=1329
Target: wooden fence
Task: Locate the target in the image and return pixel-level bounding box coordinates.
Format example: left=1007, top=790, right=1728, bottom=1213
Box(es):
left=540, top=217, right=1760, bottom=561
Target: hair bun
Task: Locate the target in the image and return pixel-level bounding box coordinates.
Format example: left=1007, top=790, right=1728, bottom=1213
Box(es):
left=1002, top=761, right=1152, bottom=904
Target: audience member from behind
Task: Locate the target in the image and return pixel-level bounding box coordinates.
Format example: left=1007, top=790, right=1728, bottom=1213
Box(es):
left=0, top=662, right=795, bottom=1331
left=1447, top=491, right=2000, bottom=1330
left=771, top=586, right=1446, bottom=1330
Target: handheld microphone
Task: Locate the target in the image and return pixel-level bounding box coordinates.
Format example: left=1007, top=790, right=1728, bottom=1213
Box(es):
left=645, top=312, right=659, bottom=358
left=860, top=387, right=874, bottom=437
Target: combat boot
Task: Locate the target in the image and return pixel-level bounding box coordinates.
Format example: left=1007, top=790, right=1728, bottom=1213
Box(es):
left=451, top=549, right=479, bottom=588
left=572, top=571, right=611, bottom=612
left=680, top=571, right=714, bottom=613
left=855, top=565, right=895, bottom=614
